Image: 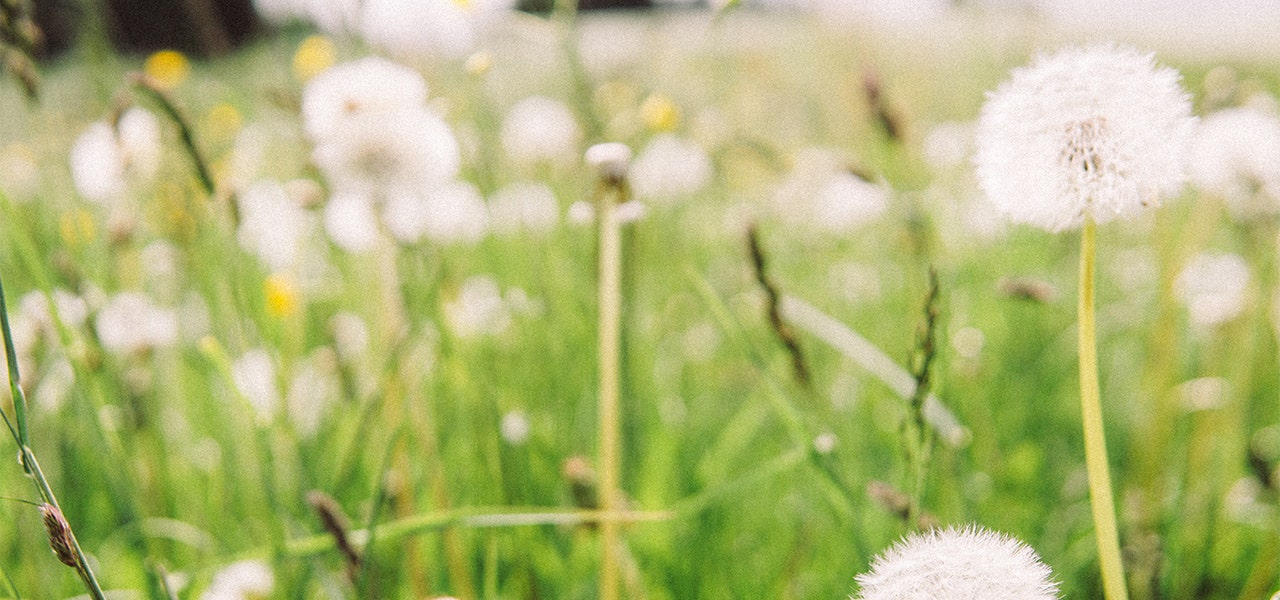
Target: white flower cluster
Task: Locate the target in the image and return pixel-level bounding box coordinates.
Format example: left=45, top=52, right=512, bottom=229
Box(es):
left=199, top=559, right=274, bottom=600
left=254, top=0, right=512, bottom=61
left=1186, top=103, right=1280, bottom=216
left=772, top=147, right=889, bottom=233
left=303, top=57, right=477, bottom=251
left=1175, top=251, right=1251, bottom=329
left=69, top=107, right=162, bottom=203
left=975, top=45, right=1196, bottom=232
left=853, top=526, right=1059, bottom=600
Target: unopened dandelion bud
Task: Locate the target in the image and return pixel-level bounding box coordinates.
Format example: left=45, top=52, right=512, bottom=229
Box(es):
left=40, top=504, right=78, bottom=568
left=585, top=142, right=631, bottom=184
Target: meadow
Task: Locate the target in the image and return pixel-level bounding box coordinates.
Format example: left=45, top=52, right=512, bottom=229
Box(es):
left=0, top=5, right=1278, bottom=599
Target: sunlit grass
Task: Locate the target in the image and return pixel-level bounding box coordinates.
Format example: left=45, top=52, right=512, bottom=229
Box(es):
left=0, top=8, right=1277, bottom=600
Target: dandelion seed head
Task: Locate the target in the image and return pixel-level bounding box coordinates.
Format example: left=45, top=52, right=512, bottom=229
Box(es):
left=70, top=122, right=126, bottom=202
left=95, top=292, right=179, bottom=354
left=312, top=107, right=460, bottom=194
left=630, top=134, right=713, bottom=203
left=323, top=192, right=379, bottom=252
left=1186, top=104, right=1280, bottom=215
left=237, top=180, right=314, bottom=271
left=330, top=311, right=370, bottom=362
left=502, top=96, right=582, bottom=167
left=853, top=525, right=1059, bottom=600
left=585, top=142, right=632, bottom=183
left=974, top=44, right=1195, bottom=232
left=1175, top=251, right=1250, bottom=328
left=232, top=349, right=280, bottom=423
left=489, top=181, right=560, bottom=236
left=361, top=0, right=510, bottom=61
left=201, top=559, right=274, bottom=600
left=500, top=409, right=530, bottom=445
left=302, top=57, right=429, bottom=141
left=446, top=275, right=512, bottom=338
left=383, top=181, right=489, bottom=245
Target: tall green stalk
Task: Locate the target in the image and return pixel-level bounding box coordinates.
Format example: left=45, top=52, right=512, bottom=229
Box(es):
left=0, top=274, right=107, bottom=600
left=1078, top=218, right=1128, bottom=600
left=597, top=178, right=624, bottom=600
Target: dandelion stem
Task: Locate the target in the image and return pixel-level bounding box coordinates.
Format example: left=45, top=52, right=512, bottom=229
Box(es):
left=1078, top=218, right=1128, bottom=600
left=597, top=176, right=624, bottom=600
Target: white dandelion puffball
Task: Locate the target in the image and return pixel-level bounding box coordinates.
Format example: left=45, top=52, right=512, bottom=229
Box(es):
left=974, top=45, right=1196, bottom=232
left=323, top=192, right=380, bottom=252
left=302, top=57, right=429, bottom=141
left=1186, top=105, right=1280, bottom=214
left=1175, top=251, right=1251, bottom=328
left=383, top=181, right=489, bottom=245
left=311, top=107, right=460, bottom=195
left=361, top=0, right=512, bottom=61
left=69, top=108, right=160, bottom=204
left=489, top=181, right=560, bottom=236
left=853, top=526, right=1059, bottom=600
left=201, top=559, right=274, bottom=600
left=232, top=349, right=280, bottom=422
left=501, top=96, right=582, bottom=167
left=95, top=292, right=179, bottom=354
left=446, top=275, right=512, bottom=338
left=630, top=134, right=714, bottom=203
left=236, top=180, right=314, bottom=271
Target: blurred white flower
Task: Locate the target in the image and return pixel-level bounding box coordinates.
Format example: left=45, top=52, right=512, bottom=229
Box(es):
left=445, top=275, right=512, bottom=338
left=384, top=181, right=489, bottom=245
left=302, top=57, right=429, bottom=141
left=361, top=0, right=513, bottom=62
left=502, top=97, right=582, bottom=167
left=20, top=288, right=88, bottom=332
left=630, top=135, right=713, bottom=203
left=95, top=292, right=179, bottom=354
left=302, top=0, right=361, bottom=35
left=854, top=526, right=1059, bottom=600
left=201, top=559, right=274, bottom=600
left=237, top=180, right=315, bottom=271
left=69, top=107, right=162, bottom=203
left=500, top=409, right=530, bottom=445
left=232, top=349, right=280, bottom=422
left=489, top=181, right=559, bottom=236
left=312, top=107, right=460, bottom=196
left=773, top=148, right=888, bottom=231
left=330, top=311, right=369, bottom=363
left=323, top=192, right=380, bottom=252
left=1175, top=251, right=1250, bottom=328
left=974, top=45, right=1196, bottom=232
left=285, top=350, right=340, bottom=437
left=922, top=121, right=975, bottom=173
left=1185, top=104, right=1280, bottom=215
left=584, top=142, right=632, bottom=183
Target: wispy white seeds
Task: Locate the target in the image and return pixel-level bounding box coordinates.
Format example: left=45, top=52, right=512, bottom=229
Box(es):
left=974, top=44, right=1196, bottom=232
left=853, top=526, right=1059, bottom=600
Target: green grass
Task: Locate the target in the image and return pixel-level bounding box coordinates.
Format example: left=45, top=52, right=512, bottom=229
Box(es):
left=1, top=9, right=1279, bottom=600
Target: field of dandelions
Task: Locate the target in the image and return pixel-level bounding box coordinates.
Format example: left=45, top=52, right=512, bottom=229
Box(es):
left=2, top=4, right=1279, bottom=599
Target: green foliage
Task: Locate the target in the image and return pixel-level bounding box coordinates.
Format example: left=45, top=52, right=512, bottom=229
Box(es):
left=0, top=11, right=1276, bottom=600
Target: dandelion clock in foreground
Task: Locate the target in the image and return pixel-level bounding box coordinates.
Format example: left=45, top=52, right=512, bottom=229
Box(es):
left=974, top=44, right=1195, bottom=232
left=852, top=526, right=1058, bottom=600
left=973, top=44, right=1195, bottom=600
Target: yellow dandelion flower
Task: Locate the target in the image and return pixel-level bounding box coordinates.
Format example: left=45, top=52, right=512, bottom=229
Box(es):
left=293, top=35, right=336, bottom=82
left=264, top=273, right=300, bottom=318
left=640, top=93, right=680, bottom=132
left=144, top=50, right=191, bottom=91
left=59, top=209, right=97, bottom=246
left=205, top=102, right=243, bottom=141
